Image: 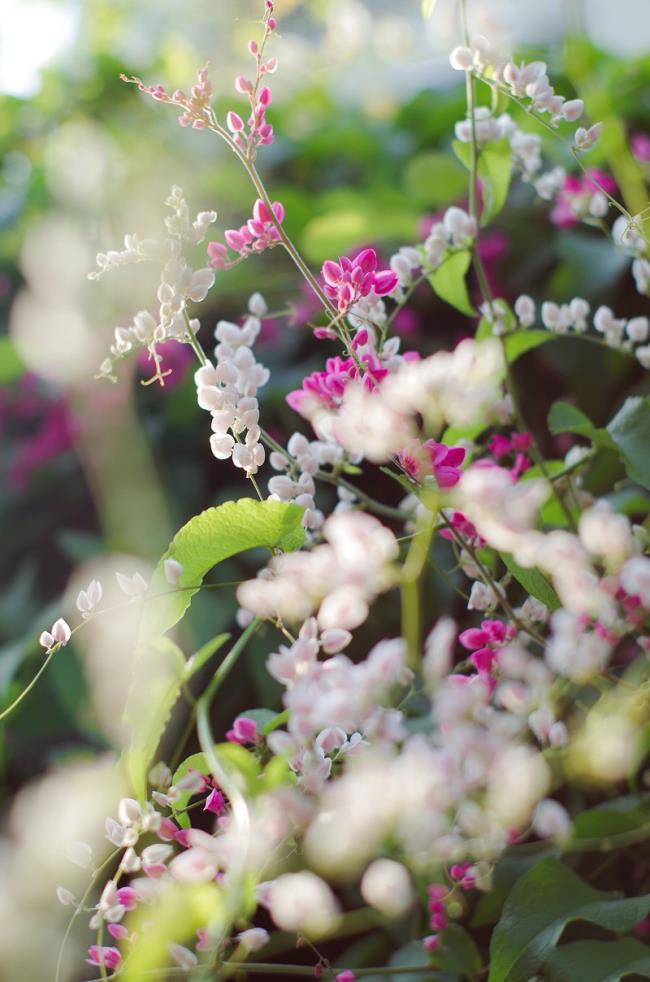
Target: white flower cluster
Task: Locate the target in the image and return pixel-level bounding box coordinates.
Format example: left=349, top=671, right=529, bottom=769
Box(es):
left=195, top=298, right=270, bottom=475
left=423, top=206, right=477, bottom=269
left=513, top=294, right=650, bottom=366
left=612, top=214, right=650, bottom=298
left=91, top=186, right=217, bottom=380
left=455, top=109, right=542, bottom=181
left=449, top=38, right=601, bottom=152
left=237, top=510, right=398, bottom=630
left=268, top=432, right=343, bottom=532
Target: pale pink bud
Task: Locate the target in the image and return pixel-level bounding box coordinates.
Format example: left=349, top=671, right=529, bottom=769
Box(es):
left=320, top=628, right=353, bottom=654
left=235, top=75, right=253, bottom=94
left=51, top=618, right=72, bottom=646
left=227, top=111, right=245, bottom=132
left=248, top=40, right=258, bottom=55
left=562, top=98, right=584, bottom=122
left=56, top=886, right=76, bottom=906
left=236, top=927, right=270, bottom=951
left=168, top=943, right=198, bottom=969
left=163, top=558, right=184, bottom=586
left=449, top=46, right=473, bottom=71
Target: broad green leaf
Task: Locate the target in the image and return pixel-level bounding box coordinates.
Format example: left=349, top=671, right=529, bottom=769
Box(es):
left=0, top=337, right=25, bottom=383
left=262, top=754, right=295, bottom=791
left=503, top=330, right=552, bottom=361
left=572, top=795, right=650, bottom=842
left=521, top=462, right=579, bottom=528
left=501, top=553, right=561, bottom=611
left=429, top=249, right=476, bottom=316
left=607, top=396, right=650, bottom=491
left=472, top=843, right=560, bottom=928
left=216, top=742, right=262, bottom=795
left=141, top=498, right=305, bottom=639
left=544, top=939, right=650, bottom=982
left=454, top=137, right=513, bottom=225
left=548, top=401, right=617, bottom=451
left=442, top=419, right=491, bottom=445
left=122, top=883, right=222, bottom=981
left=489, top=858, right=650, bottom=982
left=403, top=151, right=467, bottom=206
left=436, top=923, right=483, bottom=976
left=123, top=637, right=187, bottom=801
left=184, top=632, right=231, bottom=681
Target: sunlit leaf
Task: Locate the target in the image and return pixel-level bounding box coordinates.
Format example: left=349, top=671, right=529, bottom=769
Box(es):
left=501, top=553, right=561, bottom=611
left=428, top=249, right=476, bottom=316
left=454, top=137, right=513, bottom=225
left=403, top=150, right=467, bottom=206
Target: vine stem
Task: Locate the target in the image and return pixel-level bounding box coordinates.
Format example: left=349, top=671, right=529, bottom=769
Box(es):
left=194, top=619, right=263, bottom=981
left=85, top=963, right=438, bottom=981
left=0, top=644, right=58, bottom=722
left=458, top=0, right=578, bottom=533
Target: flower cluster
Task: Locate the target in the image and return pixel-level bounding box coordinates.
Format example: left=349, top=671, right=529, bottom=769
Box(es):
left=207, top=199, right=285, bottom=269
left=226, top=2, right=278, bottom=157
left=321, top=248, right=399, bottom=313
left=90, top=186, right=217, bottom=383
left=195, top=299, right=270, bottom=475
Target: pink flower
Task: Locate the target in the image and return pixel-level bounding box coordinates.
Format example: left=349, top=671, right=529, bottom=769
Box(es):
left=423, top=934, right=440, bottom=953
left=321, top=248, right=398, bottom=312
left=116, top=886, right=137, bottom=911
left=631, top=134, right=650, bottom=163
left=226, top=716, right=260, bottom=745
left=86, top=946, right=121, bottom=969
left=399, top=440, right=465, bottom=487
left=439, top=510, right=485, bottom=548
left=550, top=169, right=615, bottom=227
left=208, top=199, right=284, bottom=268
left=286, top=353, right=387, bottom=418
left=336, top=972, right=356, bottom=982
left=204, top=788, right=226, bottom=815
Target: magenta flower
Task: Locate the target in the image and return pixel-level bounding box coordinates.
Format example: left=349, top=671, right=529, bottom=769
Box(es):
left=631, top=134, right=650, bottom=163
left=226, top=716, right=259, bottom=745
left=399, top=439, right=465, bottom=487
left=208, top=199, right=285, bottom=268
left=550, top=169, right=616, bottom=227
left=439, top=509, right=485, bottom=548
left=86, top=946, right=121, bottom=969
left=286, top=352, right=388, bottom=418
left=321, top=248, right=398, bottom=313
left=204, top=787, right=226, bottom=815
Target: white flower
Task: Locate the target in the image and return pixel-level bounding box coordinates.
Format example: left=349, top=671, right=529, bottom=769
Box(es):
left=75, top=579, right=103, bottom=616
left=163, top=558, right=184, bottom=586
left=168, top=943, right=198, bottom=969
left=116, top=571, right=148, bottom=597
left=248, top=292, right=268, bottom=317
left=266, top=872, right=340, bottom=936
left=626, top=316, right=649, bottom=343
left=533, top=799, right=572, bottom=840
left=514, top=294, right=535, bottom=327
left=574, top=122, right=603, bottom=151
left=620, top=555, right=650, bottom=606
left=39, top=617, right=72, bottom=650
left=361, top=859, right=413, bottom=917
left=236, top=927, right=270, bottom=952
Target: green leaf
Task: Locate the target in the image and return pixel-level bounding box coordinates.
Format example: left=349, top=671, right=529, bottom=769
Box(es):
left=489, top=858, right=650, bottom=982
left=503, top=330, right=552, bottom=361
left=472, top=843, right=560, bottom=928
left=572, top=796, right=650, bottom=842
left=183, top=632, right=230, bottom=681
left=544, top=939, right=650, bottom=982
left=436, top=923, right=483, bottom=976
left=548, top=401, right=617, bottom=451
left=501, top=553, right=561, bottom=611
left=0, top=337, right=25, bottom=383
left=429, top=249, right=476, bottom=316
left=607, top=396, right=650, bottom=491
left=141, top=498, right=305, bottom=639
left=454, top=138, right=513, bottom=225
left=403, top=151, right=467, bottom=206
left=123, top=637, right=187, bottom=801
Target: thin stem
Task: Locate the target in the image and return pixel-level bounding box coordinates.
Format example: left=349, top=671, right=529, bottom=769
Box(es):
left=55, top=848, right=122, bottom=982
left=0, top=645, right=58, bottom=722
left=183, top=309, right=209, bottom=367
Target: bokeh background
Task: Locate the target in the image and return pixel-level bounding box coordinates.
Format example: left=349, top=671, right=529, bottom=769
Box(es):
left=1, top=0, right=649, bottom=977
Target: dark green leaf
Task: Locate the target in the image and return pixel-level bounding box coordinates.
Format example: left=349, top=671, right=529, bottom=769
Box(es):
left=607, top=396, right=650, bottom=491
left=502, top=553, right=561, bottom=611
left=548, top=401, right=617, bottom=451
left=429, top=249, right=476, bottom=316
left=544, top=939, right=650, bottom=982
left=489, top=858, right=650, bottom=982
left=436, top=924, right=482, bottom=976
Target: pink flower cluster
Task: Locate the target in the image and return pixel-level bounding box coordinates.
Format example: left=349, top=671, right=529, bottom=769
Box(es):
left=459, top=618, right=517, bottom=677
left=286, top=353, right=388, bottom=416
left=439, top=510, right=486, bottom=548
left=487, top=430, right=531, bottom=479
left=550, top=168, right=616, bottom=227
left=227, top=1, right=278, bottom=156
left=207, top=199, right=285, bottom=269
left=226, top=716, right=260, bottom=745
left=399, top=439, right=466, bottom=487
left=121, top=65, right=215, bottom=131
left=321, top=249, right=399, bottom=313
